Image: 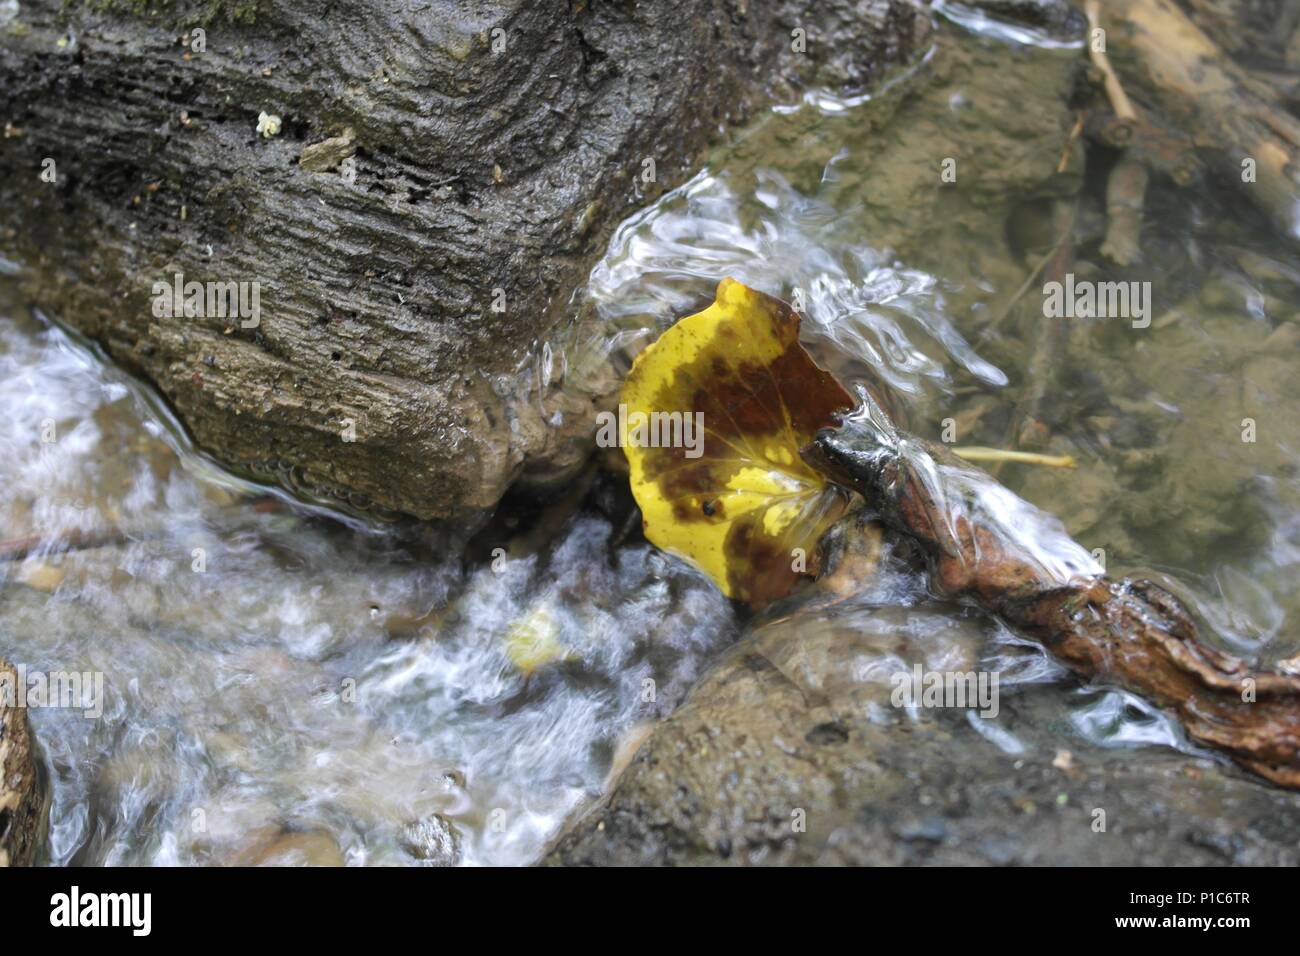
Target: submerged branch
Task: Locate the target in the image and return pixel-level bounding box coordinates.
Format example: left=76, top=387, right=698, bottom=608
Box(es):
left=1097, top=0, right=1300, bottom=241
left=1100, top=153, right=1149, bottom=267
left=0, top=497, right=285, bottom=564
left=805, top=395, right=1300, bottom=789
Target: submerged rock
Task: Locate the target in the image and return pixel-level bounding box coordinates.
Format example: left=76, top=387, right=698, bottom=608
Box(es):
left=400, top=813, right=461, bottom=866
left=543, top=607, right=1300, bottom=866
left=0, top=658, right=48, bottom=866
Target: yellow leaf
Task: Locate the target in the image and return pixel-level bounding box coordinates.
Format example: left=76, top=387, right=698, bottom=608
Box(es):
left=620, top=278, right=854, bottom=608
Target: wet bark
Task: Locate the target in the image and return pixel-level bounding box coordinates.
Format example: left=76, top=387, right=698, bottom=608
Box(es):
left=0, top=659, right=48, bottom=867
left=0, top=0, right=931, bottom=524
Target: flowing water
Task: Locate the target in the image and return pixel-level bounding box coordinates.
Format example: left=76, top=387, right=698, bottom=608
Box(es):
left=3, top=11, right=1299, bottom=864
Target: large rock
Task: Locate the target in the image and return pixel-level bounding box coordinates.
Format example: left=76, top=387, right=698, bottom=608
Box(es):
left=543, top=597, right=1300, bottom=865
left=0, top=0, right=931, bottom=522
left=0, top=659, right=47, bottom=867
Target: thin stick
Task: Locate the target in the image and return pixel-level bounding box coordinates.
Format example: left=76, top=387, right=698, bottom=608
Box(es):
left=979, top=246, right=1057, bottom=341
left=994, top=199, right=1077, bottom=474
left=1057, top=112, right=1085, bottom=173
left=1085, top=1, right=1138, bottom=125
left=953, top=447, right=1077, bottom=469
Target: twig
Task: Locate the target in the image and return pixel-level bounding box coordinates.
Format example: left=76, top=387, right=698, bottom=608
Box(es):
left=1085, top=1, right=1138, bottom=127
left=979, top=246, right=1058, bottom=342
left=1057, top=112, right=1085, bottom=174
left=953, top=447, right=1076, bottom=469
left=1002, top=200, right=1077, bottom=460
left=1093, top=0, right=1300, bottom=242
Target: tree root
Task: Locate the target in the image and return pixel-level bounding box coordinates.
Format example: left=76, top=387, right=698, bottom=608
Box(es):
left=805, top=394, right=1300, bottom=790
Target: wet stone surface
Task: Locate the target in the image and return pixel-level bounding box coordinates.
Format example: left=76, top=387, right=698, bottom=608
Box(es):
left=545, top=616, right=1300, bottom=866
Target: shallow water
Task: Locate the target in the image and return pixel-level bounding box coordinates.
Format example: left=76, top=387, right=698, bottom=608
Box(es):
left=3, top=12, right=1300, bottom=864
left=0, top=295, right=735, bottom=865
left=561, top=15, right=1300, bottom=765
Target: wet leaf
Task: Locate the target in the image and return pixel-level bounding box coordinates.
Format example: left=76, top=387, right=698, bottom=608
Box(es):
left=620, top=277, right=853, bottom=608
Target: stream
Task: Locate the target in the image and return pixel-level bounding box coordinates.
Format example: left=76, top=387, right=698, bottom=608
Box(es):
left=2, top=9, right=1298, bottom=865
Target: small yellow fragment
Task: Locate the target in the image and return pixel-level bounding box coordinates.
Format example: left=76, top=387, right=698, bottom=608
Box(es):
left=503, top=604, right=567, bottom=676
